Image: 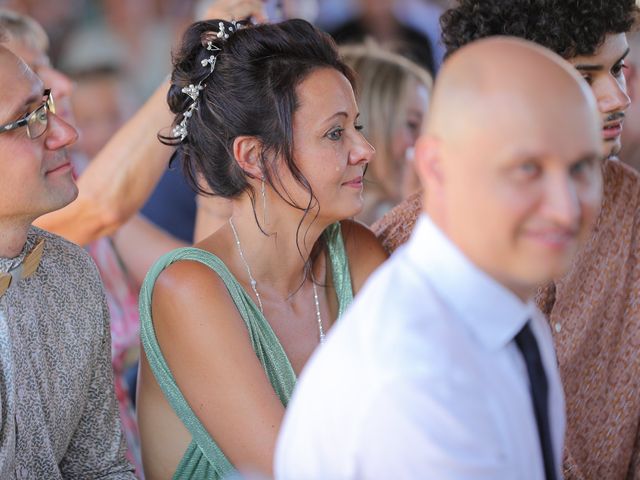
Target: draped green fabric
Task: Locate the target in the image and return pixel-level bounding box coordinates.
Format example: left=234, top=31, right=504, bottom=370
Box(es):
left=139, top=223, right=353, bottom=479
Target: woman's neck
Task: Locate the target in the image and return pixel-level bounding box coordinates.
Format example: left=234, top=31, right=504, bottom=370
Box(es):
left=225, top=196, right=332, bottom=297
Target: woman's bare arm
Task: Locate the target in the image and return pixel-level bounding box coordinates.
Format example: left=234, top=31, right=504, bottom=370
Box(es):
left=151, top=261, right=286, bottom=475
left=112, top=214, right=187, bottom=289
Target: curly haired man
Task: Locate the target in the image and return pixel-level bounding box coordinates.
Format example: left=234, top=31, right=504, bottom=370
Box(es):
left=374, top=1, right=640, bottom=478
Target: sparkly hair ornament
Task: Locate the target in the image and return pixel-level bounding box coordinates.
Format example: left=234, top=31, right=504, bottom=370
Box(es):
left=172, top=20, right=247, bottom=141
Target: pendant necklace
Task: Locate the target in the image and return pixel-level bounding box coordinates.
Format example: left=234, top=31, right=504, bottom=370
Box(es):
left=229, top=217, right=326, bottom=344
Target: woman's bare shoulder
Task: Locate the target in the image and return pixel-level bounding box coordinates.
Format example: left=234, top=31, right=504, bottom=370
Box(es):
left=339, top=219, right=389, bottom=294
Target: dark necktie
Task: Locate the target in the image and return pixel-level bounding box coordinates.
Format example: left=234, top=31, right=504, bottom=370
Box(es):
left=515, top=322, right=557, bottom=480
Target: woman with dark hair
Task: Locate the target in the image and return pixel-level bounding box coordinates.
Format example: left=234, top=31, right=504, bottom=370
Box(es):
left=137, top=18, right=386, bottom=479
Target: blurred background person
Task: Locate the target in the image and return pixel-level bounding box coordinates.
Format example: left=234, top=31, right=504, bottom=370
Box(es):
left=327, top=0, right=435, bottom=74
left=0, top=0, right=82, bottom=62
left=317, top=0, right=450, bottom=73
left=341, top=41, right=431, bottom=225
left=0, top=8, right=75, bottom=121
left=69, top=65, right=135, bottom=161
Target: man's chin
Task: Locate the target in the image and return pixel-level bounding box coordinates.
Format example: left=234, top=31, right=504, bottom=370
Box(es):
left=604, top=139, right=622, bottom=159
left=65, top=183, right=79, bottom=207
left=45, top=182, right=78, bottom=217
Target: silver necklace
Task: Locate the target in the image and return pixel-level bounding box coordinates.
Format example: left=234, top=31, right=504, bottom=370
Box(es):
left=229, top=217, right=325, bottom=344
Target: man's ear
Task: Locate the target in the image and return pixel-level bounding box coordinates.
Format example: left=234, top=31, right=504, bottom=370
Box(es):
left=233, top=135, right=264, bottom=178
left=414, top=134, right=443, bottom=186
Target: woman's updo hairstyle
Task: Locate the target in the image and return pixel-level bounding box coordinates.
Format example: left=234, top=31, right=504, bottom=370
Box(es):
left=162, top=19, right=355, bottom=210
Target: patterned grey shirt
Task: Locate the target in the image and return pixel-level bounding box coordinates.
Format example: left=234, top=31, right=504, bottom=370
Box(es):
left=0, top=227, right=135, bottom=479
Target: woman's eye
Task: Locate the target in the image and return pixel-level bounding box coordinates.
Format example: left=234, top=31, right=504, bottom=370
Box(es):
left=327, top=128, right=344, bottom=141
left=355, top=124, right=364, bottom=132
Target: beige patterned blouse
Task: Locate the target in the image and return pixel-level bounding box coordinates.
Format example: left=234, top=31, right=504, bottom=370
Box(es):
left=0, top=227, right=135, bottom=479
left=373, top=158, right=640, bottom=480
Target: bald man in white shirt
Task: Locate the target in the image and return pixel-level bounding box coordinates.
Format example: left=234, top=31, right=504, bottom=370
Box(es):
left=275, top=37, right=604, bottom=480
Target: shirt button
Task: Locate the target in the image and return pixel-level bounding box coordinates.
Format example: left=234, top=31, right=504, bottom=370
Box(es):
left=554, top=323, right=562, bottom=333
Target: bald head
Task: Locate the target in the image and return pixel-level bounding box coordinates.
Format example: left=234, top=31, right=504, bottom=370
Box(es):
left=416, top=37, right=603, bottom=300
left=427, top=36, right=598, bottom=142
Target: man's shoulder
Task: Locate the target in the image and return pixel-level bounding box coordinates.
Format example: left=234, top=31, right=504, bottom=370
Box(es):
left=372, top=191, right=423, bottom=254
left=348, top=244, right=430, bottom=314
left=32, top=226, right=89, bottom=260
left=339, top=248, right=457, bottom=371
left=595, top=159, right=640, bottom=236
left=603, top=158, right=640, bottom=196
left=31, top=227, right=101, bottom=282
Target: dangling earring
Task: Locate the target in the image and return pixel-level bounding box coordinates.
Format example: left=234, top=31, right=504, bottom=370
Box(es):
left=261, top=178, right=268, bottom=226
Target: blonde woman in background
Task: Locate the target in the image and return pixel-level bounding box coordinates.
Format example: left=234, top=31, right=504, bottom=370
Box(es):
left=341, top=42, right=432, bottom=225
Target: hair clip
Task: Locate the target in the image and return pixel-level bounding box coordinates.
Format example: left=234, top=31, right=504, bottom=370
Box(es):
left=217, top=21, right=229, bottom=39
left=182, top=84, right=203, bottom=101
left=172, top=20, right=247, bottom=141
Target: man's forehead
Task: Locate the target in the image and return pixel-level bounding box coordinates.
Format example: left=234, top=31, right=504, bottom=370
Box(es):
left=0, top=48, right=43, bottom=119
left=4, top=37, right=50, bottom=70
left=569, top=32, right=629, bottom=67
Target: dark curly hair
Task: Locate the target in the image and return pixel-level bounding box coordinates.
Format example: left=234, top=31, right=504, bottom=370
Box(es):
left=441, top=0, right=638, bottom=59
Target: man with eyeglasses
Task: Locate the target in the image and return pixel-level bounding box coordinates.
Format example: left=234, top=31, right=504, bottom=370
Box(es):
left=0, top=46, right=135, bottom=478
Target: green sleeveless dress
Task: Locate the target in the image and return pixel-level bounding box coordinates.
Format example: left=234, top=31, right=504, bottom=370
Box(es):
left=139, top=223, right=353, bottom=479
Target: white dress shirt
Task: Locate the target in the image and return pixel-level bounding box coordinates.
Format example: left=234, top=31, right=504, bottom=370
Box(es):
left=275, top=214, right=565, bottom=480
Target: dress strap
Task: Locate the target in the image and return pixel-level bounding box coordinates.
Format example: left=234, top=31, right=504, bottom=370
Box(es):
left=139, top=224, right=352, bottom=477
left=139, top=247, right=262, bottom=476
left=324, top=222, right=354, bottom=316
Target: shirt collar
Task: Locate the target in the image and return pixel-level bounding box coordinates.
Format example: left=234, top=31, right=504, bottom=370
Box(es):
left=405, top=214, right=536, bottom=350
left=0, top=228, right=40, bottom=274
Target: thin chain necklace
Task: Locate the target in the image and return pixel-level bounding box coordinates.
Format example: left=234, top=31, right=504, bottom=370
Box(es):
left=229, top=217, right=325, bottom=344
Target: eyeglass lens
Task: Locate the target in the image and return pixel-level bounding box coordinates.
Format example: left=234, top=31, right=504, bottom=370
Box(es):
left=27, top=91, right=55, bottom=139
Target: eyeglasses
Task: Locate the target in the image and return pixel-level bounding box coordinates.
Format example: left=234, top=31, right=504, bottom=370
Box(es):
left=0, top=89, right=55, bottom=139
